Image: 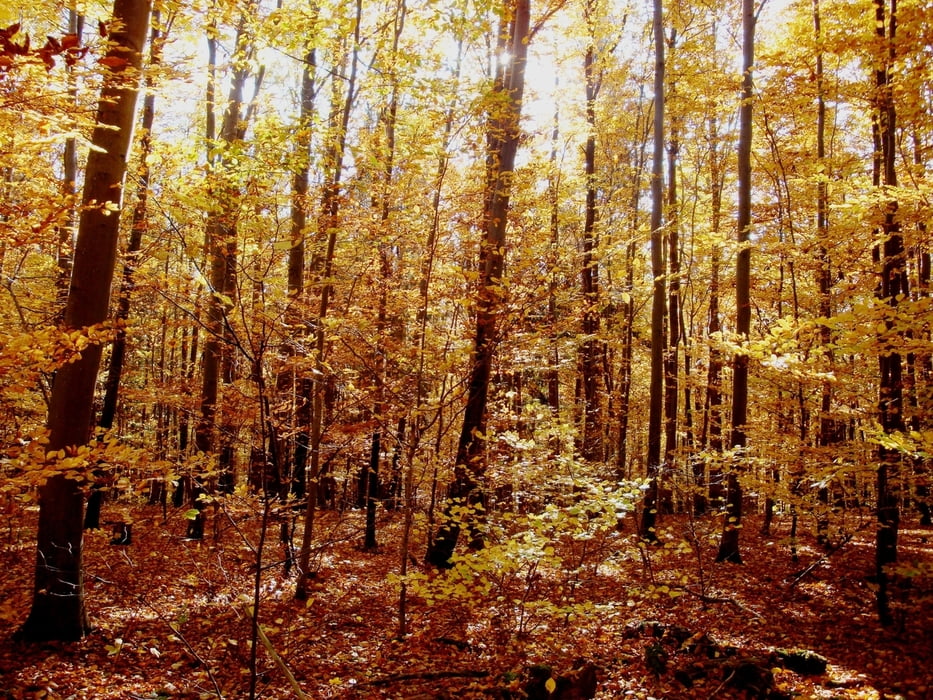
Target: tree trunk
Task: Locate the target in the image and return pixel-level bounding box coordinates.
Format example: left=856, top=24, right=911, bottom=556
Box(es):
left=663, top=31, right=680, bottom=515
left=364, top=0, right=406, bottom=551
left=279, top=26, right=318, bottom=501
left=547, top=78, right=561, bottom=415
left=295, top=1, right=363, bottom=598
left=873, top=0, right=903, bottom=627
left=617, top=91, right=649, bottom=482
left=716, top=0, right=755, bottom=564
left=426, top=0, right=531, bottom=567
left=194, top=3, right=260, bottom=506
left=700, top=85, right=725, bottom=513
left=99, top=11, right=165, bottom=432
left=579, top=0, right=602, bottom=462
left=54, top=7, right=83, bottom=319
left=640, top=0, right=665, bottom=542
left=18, top=0, right=151, bottom=642
left=813, top=0, right=838, bottom=547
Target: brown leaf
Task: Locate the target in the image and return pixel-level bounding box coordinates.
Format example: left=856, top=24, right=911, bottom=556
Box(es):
left=38, top=48, right=55, bottom=69
left=99, top=55, right=129, bottom=69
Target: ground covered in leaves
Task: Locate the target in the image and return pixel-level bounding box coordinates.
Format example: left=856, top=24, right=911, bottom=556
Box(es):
left=0, top=497, right=931, bottom=699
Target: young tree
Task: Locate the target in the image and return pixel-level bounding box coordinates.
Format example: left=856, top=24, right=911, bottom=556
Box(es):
left=295, top=0, right=364, bottom=598
left=18, top=0, right=151, bottom=642
left=363, top=0, right=407, bottom=551
left=194, top=0, right=262, bottom=511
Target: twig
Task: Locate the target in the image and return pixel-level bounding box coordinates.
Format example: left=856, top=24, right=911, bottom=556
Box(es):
left=708, top=667, right=736, bottom=699
left=366, top=670, right=490, bottom=687
left=140, top=597, right=225, bottom=699
left=788, top=533, right=853, bottom=588
left=681, top=586, right=765, bottom=621
left=243, top=603, right=309, bottom=700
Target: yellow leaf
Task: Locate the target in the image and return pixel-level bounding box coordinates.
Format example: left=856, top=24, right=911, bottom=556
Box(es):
left=545, top=677, right=556, bottom=693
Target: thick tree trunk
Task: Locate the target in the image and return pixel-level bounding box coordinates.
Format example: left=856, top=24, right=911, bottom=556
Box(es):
left=18, top=0, right=151, bottom=642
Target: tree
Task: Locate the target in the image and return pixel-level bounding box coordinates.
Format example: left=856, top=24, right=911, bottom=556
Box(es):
left=194, top=0, right=263, bottom=505
left=716, top=0, right=757, bottom=564
left=295, top=0, right=364, bottom=597
left=578, top=0, right=604, bottom=463
left=872, top=0, right=904, bottom=627
left=426, top=0, right=532, bottom=567
left=639, top=0, right=665, bottom=542
left=18, top=0, right=151, bottom=642
left=363, top=0, right=407, bottom=551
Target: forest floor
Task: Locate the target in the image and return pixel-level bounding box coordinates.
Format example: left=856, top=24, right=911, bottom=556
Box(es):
left=0, top=496, right=931, bottom=699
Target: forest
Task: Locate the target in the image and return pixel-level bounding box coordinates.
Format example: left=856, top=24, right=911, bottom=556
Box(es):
left=0, top=0, right=931, bottom=696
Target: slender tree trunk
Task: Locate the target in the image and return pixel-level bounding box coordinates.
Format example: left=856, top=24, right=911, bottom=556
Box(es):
left=716, top=0, right=755, bottom=564
left=617, top=90, right=649, bottom=481
left=397, top=39, right=463, bottom=633
left=18, top=0, right=151, bottom=642
left=640, top=0, right=665, bottom=542
left=813, top=0, right=838, bottom=546
left=426, top=0, right=531, bottom=567
left=579, top=0, right=602, bottom=461
left=364, top=0, right=406, bottom=551
left=911, top=132, right=932, bottom=527
left=700, top=95, right=725, bottom=513
left=99, top=11, right=166, bottom=432
left=194, top=3, right=260, bottom=508
left=295, top=0, right=363, bottom=597
left=55, top=7, right=83, bottom=317
left=663, top=31, right=680, bottom=515
left=280, top=20, right=318, bottom=501
left=547, top=77, right=561, bottom=414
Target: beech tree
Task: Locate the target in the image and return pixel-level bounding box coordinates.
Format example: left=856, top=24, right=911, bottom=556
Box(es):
left=872, top=0, right=904, bottom=627
left=716, top=0, right=757, bottom=564
left=18, top=0, right=151, bottom=642
left=640, top=0, right=665, bottom=542
left=426, top=0, right=532, bottom=567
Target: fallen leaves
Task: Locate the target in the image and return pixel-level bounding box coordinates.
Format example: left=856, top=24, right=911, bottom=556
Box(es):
left=0, top=502, right=930, bottom=699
